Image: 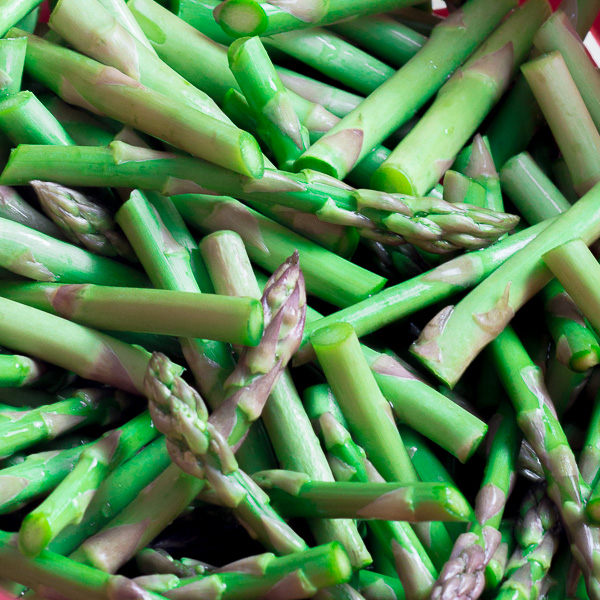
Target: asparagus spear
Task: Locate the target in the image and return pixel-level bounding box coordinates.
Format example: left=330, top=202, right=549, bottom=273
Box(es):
left=0, top=353, right=46, bottom=388
left=0, top=0, right=42, bottom=36
left=522, top=50, right=600, bottom=196
left=294, top=0, right=516, bottom=180
left=136, top=547, right=211, bottom=579
left=18, top=410, right=160, bottom=557
left=489, top=325, right=600, bottom=600
left=356, top=571, right=405, bottom=600
left=0, top=36, right=26, bottom=96
left=372, top=0, right=551, bottom=196
left=214, top=0, right=424, bottom=37
left=31, top=181, right=135, bottom=260
left=0, top=281, right=264, bottom=346
left=9, top=29, right=264, bottom=178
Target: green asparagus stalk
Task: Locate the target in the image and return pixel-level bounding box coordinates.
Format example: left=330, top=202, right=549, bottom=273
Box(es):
left=534, top=10, right=600, bottom=132
left=431, top=406, right=520, bottom=598
left=0, top=281, right=264, bottom=347
left=0, top=353, right=46, bottom=388
left=356, top=571, right=405, bottom=600
left=372, top=0, right=551, bottom=196
left=0, top=36, right=26, bottom=96
left=0, top=90, right=75, bottom=146
left=489, top=325, right=600, bottom=600
left=522, top=50, right=600, bottom=196
left=582, top=389, right=600, bottom=522
left=0, top=0, right=42, bottom=36
left=31, top=181, right=135, bottom=260
left=214, top=0, right=424, bottom=37
left=228, top=36, right=309, bottom=170
left=442, top=170, right=487, bottom=208
left=294, top=0, right=516, bottom=180
left=136, top=547, right=211, bottom=579
left=96, top=0, right=158, bottom=53
left=9, top=29, right=264, bottom=178
left=172, top=0, right=233, bottom=44
left=0, top=388, right=125, bottom=458
left=328, top=15, right=426, bottom=69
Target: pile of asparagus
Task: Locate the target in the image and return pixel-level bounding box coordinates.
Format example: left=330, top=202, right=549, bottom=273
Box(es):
left=0, top=0, right=599, bottom=598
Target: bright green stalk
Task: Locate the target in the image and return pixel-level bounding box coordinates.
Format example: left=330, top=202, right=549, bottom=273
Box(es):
left=0, top=353, right=45, bottom=388
left=311, top=323, right=453, bottom=571
left=19, top=411, right=159, bottom=557
left=214, top=0, right=424, bottom=37
left=431, top=406, right=520, bottom=598
left=0, top=388, right=124, bottom=458
left=294, top=0, right=516, bottom=180
left=0, top=281, right=264, bottom=346
left=409, top=180, right=600, bottom=389
left=0, top=0, right=43, bottom=36
left=9, top=29, right=264, bottom=178
left=0, top=185, right=64, bottom=239
left=357, top=571, right=405, bottom=600
left=489, top=325, right=600, bottom=600
left=329, top=15, right=426, bottom=69
left=522, top=50, right=600, bottom=196
left=172, top=0, right=233, bottom=44
left=581, top=387, right=600, bottom=501
left=545, top=351, right=590, bottom=418
left=14, top=4, right=37, bottom=31
left=0, top=530, right=167, bottom=600
left=0, top=36, right=26, bottom=96
left=535, top=10, right=600, bottom=132
left=49, top=0, right=232, bottom=125
left=0, top=90, right=75, bottom=145
left=228, top=36, right=309, bottom=170
left=372, top=0, right=551, bottom=196
left=543, top=239, right=600, bottom=337
left=295, top=220, right=550, bottom=364
left=263, top=27, right=394, bottom=96
left=442, top=170, right=487, bottom=207
left=174, top=194, right=384, bottom=308
left=200, top=231, right=371, bottom=570
left=253, top=470, right=473, bottom=522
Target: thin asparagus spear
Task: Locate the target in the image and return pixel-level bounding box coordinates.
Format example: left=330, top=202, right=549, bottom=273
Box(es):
left=522, top=51, right=600, bottom=196
left=0, top=388, right=125, bottom=458
left=0, top=90, right=75, bottom=146
left=442, top=171, right=487, bottom=207
left=9, top=29, right=264, bottom=178
left=294, top=0, right=516, bottom=180
left=31, top=181, right=135, bottom=260
left=0, top=0, right=42, bottom=36
left=431, top=406, right=520, bottom=599
left=534, top=10, right=600, bottom=132
left=136, top=547, right=211, bottom=578
left=200, top=231, right=372, bottom=570
left=582, top=389, right=600, bottom=522
left=0, top=281, right=264, bottom=346
left=18, top=410, right=160, bottom=557
left=328, top=15, right=426, bottom=69
left=489, top=325, right=600, bottom=600
left=0, top=36, right=26, bottom=96
left=253, top=470, right=473, bottom=522
left=409, top=180, right=600, bottom=388
left=214, top=0, right=424, bottom=37
left=461, top=135, right=504, bottom=212
left=356, top=570, right=405, bottom=600
left=0, top=353, right=46, bottom=388
left=311, top=323, right=453, bottom=571
left=228, top=36, right=309, bottom=170
left=372, top=0, right=551, bottom=196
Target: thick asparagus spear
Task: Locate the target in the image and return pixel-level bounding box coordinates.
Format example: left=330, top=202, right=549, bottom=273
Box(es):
left=0, top=36, right=26, bottom=96
left=9, top=28, right=264, bottom=178
left=294, top=0, right=516, bottom=180
left=0, top=281, right=264, bottom=346
left=372, top=0, right=551, bottom=196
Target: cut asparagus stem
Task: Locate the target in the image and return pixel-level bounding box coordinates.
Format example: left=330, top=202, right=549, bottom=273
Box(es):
left=0, top=36, right=26, bottom=96
left=534, top=10, right=600, bottom=132
left=0, top=281, right=264, bottom=346
left=228, top=36, right=309, bottom=170
left=0, top=91, right=75, bottom=146
left=0, top=0, right=42, bottom=36
left=9, top=29, right=264, bottom=178
left=294, top=0, right=516, bottom=180
left=49, top=0, right=232, bottom=125
left=173, top=194, right=385, bottom=308
left=409, top=180, right=600, bottom=389
left=0, top=185, right=65, bottom=239
left=311, top=323, right=453, bottom=571
left=200, top=231, right=372, bottom=570
left=31, top=181, right=136, bottom=260
left=489, top=325, right=600, bottom=600
left=295, top=220, right=550, bottom=364
left=372, top=0, right=551, bottom=196
left=431, top=405, right=520, bottom=599
left=18, top=411, right=159, bottom=557
left=253, top=470, right=473, bottom=522
left=172, top=0, right=233, bottom=44
left=214, top=0, right=423, bottom=37
left=0, top=388, right=124, bottom=458
left=543, top=239, right=600, bottom=337
left=0, top=354, right=45, bottom=389
left=328, top=15, right=427, bottom=69
left=522, top=50, right=600, bottom=196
